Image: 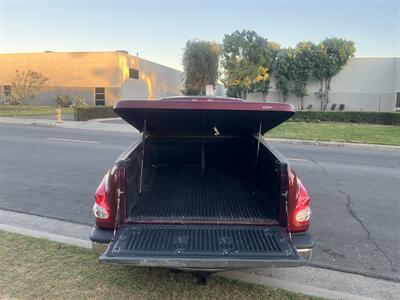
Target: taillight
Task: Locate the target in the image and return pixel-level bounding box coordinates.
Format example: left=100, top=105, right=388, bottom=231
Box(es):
left=288, top=170, right=311, bottom=232
left=293, top=177, right=311, bottom=225
left=93, top=165, right=126, bottom=229
left=93, top=175, right=111, bottom=221
left=93, top=170, right=116, bottom=229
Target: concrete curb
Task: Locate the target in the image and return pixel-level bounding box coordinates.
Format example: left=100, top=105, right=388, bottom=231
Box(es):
left=219, top=271, right=375, bottom=300
left=0, top=223, right=92, bottom=249
left=0, top=117, right=136, bottom=133
left=266, top=137, right=400, bottom=150
left=1, top=209, right=399, bottom=300
left=1, top=116, right=398, bottom=149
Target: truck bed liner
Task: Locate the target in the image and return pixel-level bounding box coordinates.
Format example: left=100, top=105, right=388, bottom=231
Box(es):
left=129, top=167, right=276, bottom=222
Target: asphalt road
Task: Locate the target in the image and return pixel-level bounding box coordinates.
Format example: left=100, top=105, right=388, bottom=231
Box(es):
left=0, top=123, right=399, bottom=281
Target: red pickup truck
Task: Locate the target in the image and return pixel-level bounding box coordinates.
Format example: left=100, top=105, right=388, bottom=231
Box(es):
left=90, top=96, right=314, bottom=274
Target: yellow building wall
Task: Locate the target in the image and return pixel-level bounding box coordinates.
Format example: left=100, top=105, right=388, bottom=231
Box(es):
left=0, top=51, right=122, bottom=88
left=118, top=53, right=182, bottom=103
left=0, top=51, right=182, bottom=106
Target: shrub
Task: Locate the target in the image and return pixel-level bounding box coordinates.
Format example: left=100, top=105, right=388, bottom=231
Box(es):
left=290, top=111, right=400, bottom=125
left=306, top=104, right=313, bottom=110
left=73, top=96, right=88, bottom=107
left=74, top=106, right=116, bottom=121
left=330, top=103, right=337, bottom=111
left=55, top=95, right=72, bottom=108
left=338, top=103, right=345, bottom=111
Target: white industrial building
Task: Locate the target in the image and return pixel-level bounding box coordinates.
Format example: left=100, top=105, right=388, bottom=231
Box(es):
left=248, top=57, right=400, bottom=112
left=1, top=52, right=399, bottom=112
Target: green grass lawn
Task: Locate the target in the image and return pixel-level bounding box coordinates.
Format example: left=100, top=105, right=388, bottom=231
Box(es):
left=0, top=231, right=319, bottom=300
left=0, top=105, right=74, bottom=117
left=267, top=122, right=400, bottom=146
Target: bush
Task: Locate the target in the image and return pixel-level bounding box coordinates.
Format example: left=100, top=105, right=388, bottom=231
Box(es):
left=330, top=103, right=337, bottom=111
left=55, top=95, right=72, bottom=108
left=74, top=106, right=116, bottom=121
left=338, top=103, right=345, bottom=111
left=290, top=111, right=400, bottom=125
left=72, top=96, right=88, bottom=107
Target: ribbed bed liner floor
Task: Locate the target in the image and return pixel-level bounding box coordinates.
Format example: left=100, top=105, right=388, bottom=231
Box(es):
left=129, top=166, right=276, bottom=222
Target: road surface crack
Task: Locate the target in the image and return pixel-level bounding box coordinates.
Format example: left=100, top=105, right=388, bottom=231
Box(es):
left=305, top=153, right=328, bottom=176
left=306, top=152, right=396, bottom=270
left=338, top=189, right=396, bottom=269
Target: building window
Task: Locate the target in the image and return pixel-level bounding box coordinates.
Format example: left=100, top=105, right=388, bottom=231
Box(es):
left=396, top=92, right=400, bottom=108
left=95, top=87, right=105, bottom=105
left=3, top=85, right=11, bottom=98
left=129, top=68, right=139, bottom=79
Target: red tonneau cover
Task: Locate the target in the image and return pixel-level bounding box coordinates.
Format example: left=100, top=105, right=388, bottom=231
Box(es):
left=114, top=97, right=295, bottom=136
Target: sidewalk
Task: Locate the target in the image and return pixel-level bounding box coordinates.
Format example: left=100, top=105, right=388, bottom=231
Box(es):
left=0, top=208, right=399, bottom=300
left=0, top=116, right=136, bottom=133
left=1, top=116, right=399, bottom=150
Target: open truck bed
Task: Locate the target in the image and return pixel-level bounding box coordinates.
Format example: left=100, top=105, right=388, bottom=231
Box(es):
left=128, top=166, right=277, bottom=223
left=92, top=98, right=314, bottom=272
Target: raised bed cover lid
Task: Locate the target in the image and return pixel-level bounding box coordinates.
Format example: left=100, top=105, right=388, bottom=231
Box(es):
left=114, top=97, right=295, bottom=136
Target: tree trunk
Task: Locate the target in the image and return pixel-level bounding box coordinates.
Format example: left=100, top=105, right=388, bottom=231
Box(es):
left=325, top=77, right=331, bottom=110
left=299, top=96, right=304, bottom=111
left=322, top=78, right=330, bottom=111
left=243, top=90, right=247, bottom=100
left=319, top=80, right=324, bottom=110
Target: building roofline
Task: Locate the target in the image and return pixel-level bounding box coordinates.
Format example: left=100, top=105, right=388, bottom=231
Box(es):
left=0, top=50, right=183, bottom=72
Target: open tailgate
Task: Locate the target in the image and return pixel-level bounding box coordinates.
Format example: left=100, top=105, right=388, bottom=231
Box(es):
left=100, top=224, right=304, bottom=269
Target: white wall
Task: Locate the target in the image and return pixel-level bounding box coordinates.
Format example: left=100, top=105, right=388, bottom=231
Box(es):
left=248, top=57, right=399, bottom=111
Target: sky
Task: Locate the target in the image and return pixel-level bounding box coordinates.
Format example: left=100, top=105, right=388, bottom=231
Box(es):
left=0, top=0, right=399, bottom=70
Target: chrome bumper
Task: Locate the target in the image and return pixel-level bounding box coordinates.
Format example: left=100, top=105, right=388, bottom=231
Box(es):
left=297, top=248, right=312, bottom=261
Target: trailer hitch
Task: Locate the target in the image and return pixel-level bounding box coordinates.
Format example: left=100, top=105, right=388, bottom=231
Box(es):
left=192, top=272, right=210, bottom=285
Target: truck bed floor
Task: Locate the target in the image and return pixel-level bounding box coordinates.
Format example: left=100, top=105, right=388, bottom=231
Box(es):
left=129, top=166, right=276, bottom=222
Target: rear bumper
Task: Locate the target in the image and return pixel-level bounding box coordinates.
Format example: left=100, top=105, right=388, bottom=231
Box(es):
left=90, top=226, right=114, bottom=244
left=100, top=255, right=305, bottom=269
left=291, top=231, right=315, bottom=250
left=291, top=232, right=314, bottom=261
left=90, top=226, right=114, bottom=256
left=90, top=226, right=314, bottom=265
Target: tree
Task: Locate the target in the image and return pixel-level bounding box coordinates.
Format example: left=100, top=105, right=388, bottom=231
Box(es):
left=250, top=41, right=281, bottom=100
left=9, top=69, right=49, bottom=105
left=292, top=41, right=316, bottom=110
left=274, top=48, right=295, bottom=102
left=182, top=40, right=221, bottom=95
left=222, top=30, right=270, bottom=99
left=312, top=38, right=355, bottom=110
